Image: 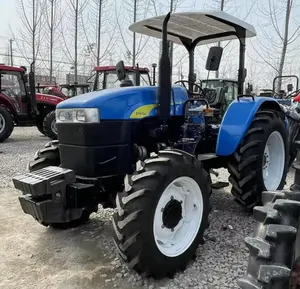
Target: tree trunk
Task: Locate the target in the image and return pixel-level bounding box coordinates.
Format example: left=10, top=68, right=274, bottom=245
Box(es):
left=50, top=0, right=54, bottom=83
left=74, top=0, right=79, bottom=83
left=277, top=0, right=292, bottom=93
left=96, top=0, right=102, bottom=66
left=32, top=0, right=36, bottom=71
left=132, top=0, right=137, bottom=67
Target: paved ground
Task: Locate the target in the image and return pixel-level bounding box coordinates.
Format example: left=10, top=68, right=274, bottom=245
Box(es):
left=0, top=127, right=295, bottom=289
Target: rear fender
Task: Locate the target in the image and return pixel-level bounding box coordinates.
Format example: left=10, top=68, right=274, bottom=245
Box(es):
left=0, top=93, right=18, bottom=117
left=216, top=97, right=285, bottom=156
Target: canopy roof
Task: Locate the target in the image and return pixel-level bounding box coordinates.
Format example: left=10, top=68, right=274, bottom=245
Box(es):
left=129, top=11, right=256, bottom=46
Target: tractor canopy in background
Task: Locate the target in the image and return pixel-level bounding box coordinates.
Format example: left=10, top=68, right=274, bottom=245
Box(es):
left=12, top=10, right=293, bottom=280
left=0, top=63, right=64, bottom=142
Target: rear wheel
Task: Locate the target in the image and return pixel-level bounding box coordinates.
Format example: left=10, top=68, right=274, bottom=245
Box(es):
left=228, top=109, right=288, bottom=209
left=28, top=140, right=97, bottom=229
left=43, top=110, right=57, bottom=140
left=239, top=190, right=300, bottom=289
left=112, top=149, right=211, bottom=279
left=0, top=106, right=14, bottom=143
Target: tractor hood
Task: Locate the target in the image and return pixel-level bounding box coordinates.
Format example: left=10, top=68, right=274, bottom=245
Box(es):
left=57, top=86, right=157, bottom=109
left=56, top=86, right=188, bottom=120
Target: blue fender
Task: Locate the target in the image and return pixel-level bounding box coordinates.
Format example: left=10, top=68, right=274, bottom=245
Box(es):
left=216, top=97, right=285, bottom=156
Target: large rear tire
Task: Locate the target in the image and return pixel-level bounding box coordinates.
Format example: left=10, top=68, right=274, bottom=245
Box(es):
left=112, top=149, right=211, bottom=279
left=28, top=140, right=97, bottom=229
left=239, top=190, right=300, bottom=289
left=43, top=110, right=57, bottom=140
left=0, top=106, right=14, bottom=143
left=228, top=109, right=288, bottom=209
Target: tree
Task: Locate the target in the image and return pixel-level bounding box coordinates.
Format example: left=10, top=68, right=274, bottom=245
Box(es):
left=115, top=0, right=154, bottom=66
left=43, top=0, right=63, bottom=83
left=15, top=0, right=46, bottom=71
left=60, top=0, right=88, bottom=82
left=81, top=0, right=117, bottom=68
left=251, top=0, right=300, bottom=92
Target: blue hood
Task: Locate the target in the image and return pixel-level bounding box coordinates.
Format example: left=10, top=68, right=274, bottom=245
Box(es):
left=56, top=85, right=188, bottom=120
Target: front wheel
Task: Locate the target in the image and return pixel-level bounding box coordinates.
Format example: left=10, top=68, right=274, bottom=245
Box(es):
left=43, top=110, right=57, bottom=140
left=112, top=149, right=211, bottom=279
left=228, top=109, right=288, bottom=209
left=36, top=117, right=46, bottom=136
left=0, top=106, right=14, bottom=143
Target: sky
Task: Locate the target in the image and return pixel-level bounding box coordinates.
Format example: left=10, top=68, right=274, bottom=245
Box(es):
left=1, top=0, right=300, bottom=90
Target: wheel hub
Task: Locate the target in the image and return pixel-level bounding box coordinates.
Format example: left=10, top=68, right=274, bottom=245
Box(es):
left=51, top=119, right=57, bottom=135
left=262, top=131, right=285, bottom=190
left=162, top=198, right=182, bottom=229
left=153, top=176, right=204, bottom=257
left=0, top=114, right=5, bottom=134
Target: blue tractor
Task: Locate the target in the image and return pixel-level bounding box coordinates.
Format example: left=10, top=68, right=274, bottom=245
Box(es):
left=13, top=11, right=290, bottom=279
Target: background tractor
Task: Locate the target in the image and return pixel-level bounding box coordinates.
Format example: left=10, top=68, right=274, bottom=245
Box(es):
left=13, top=11, right=291, bottom=279
left=36, top=83, right=90, bottom=98
left=0, top=63, right=65, bottom=142
left=89, top=63, right=156, bottom=91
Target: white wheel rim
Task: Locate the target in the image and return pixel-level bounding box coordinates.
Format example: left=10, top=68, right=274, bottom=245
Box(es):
left=263, top=131, right=285, bottom=190
left=51, top=119, right=57, bottom=135
left=0, top=114, right=5, bottom=134
left=153, top=176, right=203, bottom=257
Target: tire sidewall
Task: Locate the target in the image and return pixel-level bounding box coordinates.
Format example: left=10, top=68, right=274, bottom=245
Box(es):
left=43, top=111, right=57, bottom=139
left=0, top=106, right=14, bottom=142
left=140, top=161, right=209, bottom=271
left=255, top=114, right=288, bottom=191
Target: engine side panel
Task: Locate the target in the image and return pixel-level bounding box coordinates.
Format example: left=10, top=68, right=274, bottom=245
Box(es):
left=216, top=97, right=283, bottom=156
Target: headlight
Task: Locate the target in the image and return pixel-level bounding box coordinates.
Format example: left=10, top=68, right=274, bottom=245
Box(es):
left=56, top=108, right=100, bottom=123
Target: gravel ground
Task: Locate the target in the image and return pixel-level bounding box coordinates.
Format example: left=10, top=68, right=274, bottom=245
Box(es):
left=0, top=127, right=296, bottom=289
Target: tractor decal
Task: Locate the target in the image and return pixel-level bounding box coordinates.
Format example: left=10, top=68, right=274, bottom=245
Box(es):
left=36, top=93, right=64, bottom=105
left=129, top=104, right=158, bottom=118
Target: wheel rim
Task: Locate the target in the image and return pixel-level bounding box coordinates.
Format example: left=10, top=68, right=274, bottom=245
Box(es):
left=51, top=119, right=57, bottom=135
left=262, top=131, right=285, bottom=190
left=0, top=113, right=5, bottom=134
left=153, top=176, right=203, bottom=257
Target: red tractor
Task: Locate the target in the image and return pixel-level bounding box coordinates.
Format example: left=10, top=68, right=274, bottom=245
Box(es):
left=89, top=64, right=157, bottom=90
left=0, top=63, right=66, bottom=142
left=36, top=83, right=90, bottom=98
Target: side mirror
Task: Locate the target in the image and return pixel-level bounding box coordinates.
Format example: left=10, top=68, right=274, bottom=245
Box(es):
left=287, top=83, right=293, bottom=92
left=224, top=86, right=228, bottom=93
left=116, top=61, right=126, bottom=81
left=205, top=46, right=223, bottom=71
left=249, top=84, right=253, bottom=92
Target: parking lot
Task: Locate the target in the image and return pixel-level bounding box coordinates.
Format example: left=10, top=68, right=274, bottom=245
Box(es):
left=0, top=127, right=295, bottom=289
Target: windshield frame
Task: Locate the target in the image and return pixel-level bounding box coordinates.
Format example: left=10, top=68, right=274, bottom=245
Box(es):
left=0, top=70, right=27, bottom=98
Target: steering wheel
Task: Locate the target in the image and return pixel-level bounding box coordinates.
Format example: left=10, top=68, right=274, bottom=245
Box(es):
left=286, top=89, right=300, bottom=99
left=174, top=80, right=204, bottom=97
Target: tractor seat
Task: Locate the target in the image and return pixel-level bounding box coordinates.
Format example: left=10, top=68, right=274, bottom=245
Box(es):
left=120, top=79, right=134, bottom=87
left=202, top=88, right=217, bottom=106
